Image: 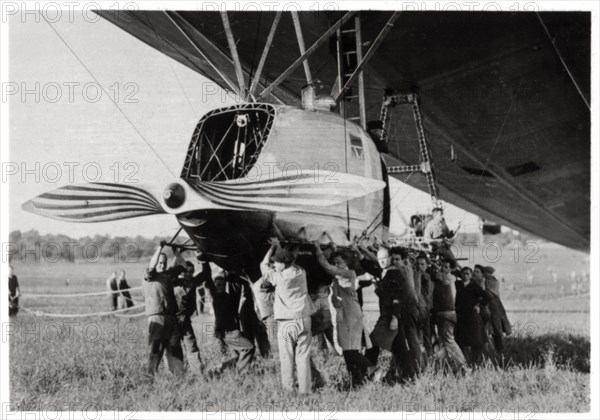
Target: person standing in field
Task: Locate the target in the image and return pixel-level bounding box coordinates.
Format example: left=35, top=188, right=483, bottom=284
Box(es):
left=482, top=266, right=511, bottom=351
left=173, top=260, right=207, bottom=373
left=8, top=265, right=20, bottom=317
left=389, top=247, right=422, bottom=380
left=454, top=266, right=491, bottom=365
left=144, top=243, right=187, bottom=377
left=313, top=243, right=379, bottom=387
left=307, top=243, right=339, bottom=356
left=415, top=254, right=434, bottom=357
left=117, top=270, right=134, bottom=309
left=260, top=243, right=316, bottom=394
left=358, top=247, right=417, bottom=384
left=201, top=263, right=256, bottom=375
left=106, top=271, right=119, bottom=311
left=432, top=259, right=467, bottom=368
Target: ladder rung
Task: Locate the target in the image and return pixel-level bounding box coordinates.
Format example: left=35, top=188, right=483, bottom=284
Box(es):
left=341, top=29, right=357, bottom=34
left=343, top=51, right=357, bottom=55
left=348, top=116, right=361, bottom=120
left=346, top=95, right=359, bottom=99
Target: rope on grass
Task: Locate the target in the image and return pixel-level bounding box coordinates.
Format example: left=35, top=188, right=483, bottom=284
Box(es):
left=19, top=303, right=146, bottom=318
left=22, top=286, right=143, bottom=299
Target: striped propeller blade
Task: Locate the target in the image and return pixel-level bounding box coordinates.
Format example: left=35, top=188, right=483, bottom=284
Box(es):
left=22, top=183, right=166, bottom=222
left=186, top=171, right=385, bottom=213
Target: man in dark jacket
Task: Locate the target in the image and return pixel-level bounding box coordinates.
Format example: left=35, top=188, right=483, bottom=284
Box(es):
left=117, top=270, right=134, bottom=309
left=358, top=246, right=419, bottom=383
left=390, top=247, right=422, bottom=379
left=8, top=265, right=20, bottom=317
left=432, top=259, right=467, bottom=368
left=455, top=266, right=491, bottom=364
left=144, top=244, right=187, bottom=376
left=174, top=260, right=210, bottom=373
left=415, top=254, right=434, bottom=356
left=483, top=266, right=511, bottom=351
left=204, top=265, right=255, bottom=374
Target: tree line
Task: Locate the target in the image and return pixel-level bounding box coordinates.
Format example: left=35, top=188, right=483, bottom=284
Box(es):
left=8, top=229, right=173, bottom=262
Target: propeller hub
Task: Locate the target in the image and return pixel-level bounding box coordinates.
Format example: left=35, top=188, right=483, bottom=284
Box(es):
left=163, top=183, right=186, bottom=209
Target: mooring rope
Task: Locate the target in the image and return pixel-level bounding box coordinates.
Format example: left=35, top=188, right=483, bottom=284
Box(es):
left=22, top=286, right=143, bottom=299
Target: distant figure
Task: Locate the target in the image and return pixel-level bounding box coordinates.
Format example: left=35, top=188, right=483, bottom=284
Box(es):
left=8, top=265, right=20, bottom=317
left=106, top=271, right=119, bottom=311
left=551, top=271, right=558, bottom=284
left=526, top=269, right=534, bottom=285
left=571, top=281, right=579, bottom=296
left=570, top=271, right=577, bottom=282
left=117, top=270, right=134, bottom=309
left=65, top=278, right=70, bottom=287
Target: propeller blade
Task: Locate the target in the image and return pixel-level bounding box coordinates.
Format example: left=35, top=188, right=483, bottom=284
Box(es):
left=183, top=170, right=385, bottom=213
left=22, top=183, right=166, bottom=222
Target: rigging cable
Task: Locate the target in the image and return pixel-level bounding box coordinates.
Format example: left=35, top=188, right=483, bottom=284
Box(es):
left=452, top=78, right=524, bottom=230
left=536, top=12, right=590, bottom=111
left=465, top=78, right=523, bottom=207
left=40, top=13, right=176, bottom=177
left=167, top=59, right=200, bottom=119
left=342, top=100, right=351, bottom=239
left=247, top=12, right=263, bottom=92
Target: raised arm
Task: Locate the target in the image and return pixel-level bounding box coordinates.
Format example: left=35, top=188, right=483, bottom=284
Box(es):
left=359, top=244, right=378, bottom=264
left=148, top=244, right=164, bottom=270
left=356, top=246, right=382, bottom=278
left=170, top=247, right=186, bottom=269
left=193, top=258, right=212, bottom=286
left=260, top=244, right=277, bottom=275
left=314, top=243, right=355, bottom=279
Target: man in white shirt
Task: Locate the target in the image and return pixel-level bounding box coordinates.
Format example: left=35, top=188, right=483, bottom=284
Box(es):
left=260, top=244, right=315, bottom=394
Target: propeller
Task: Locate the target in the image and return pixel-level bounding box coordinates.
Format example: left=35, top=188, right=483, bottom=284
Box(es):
left=21, top=183, right=166, bottom=223
left=22, top=171, right=385, bottom=222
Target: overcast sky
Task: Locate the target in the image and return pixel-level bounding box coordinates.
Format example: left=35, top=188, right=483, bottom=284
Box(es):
left=7, top=11, right=478, bottom=238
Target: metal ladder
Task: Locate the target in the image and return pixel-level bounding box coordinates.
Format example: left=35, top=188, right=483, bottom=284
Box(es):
left=381, top=93, right=441, bottom=207
left=335, top=15, right=367, bottom=129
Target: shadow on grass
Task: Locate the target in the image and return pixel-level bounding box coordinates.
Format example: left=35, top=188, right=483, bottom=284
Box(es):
left=486, top=333, right=589, bottom=373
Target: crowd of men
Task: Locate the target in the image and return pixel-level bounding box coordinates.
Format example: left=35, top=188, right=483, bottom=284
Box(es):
left=141, top=208, right=512, bottom=394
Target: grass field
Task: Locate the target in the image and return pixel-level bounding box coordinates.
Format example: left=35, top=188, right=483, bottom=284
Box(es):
left=8, top=242, right=590, bottom=412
